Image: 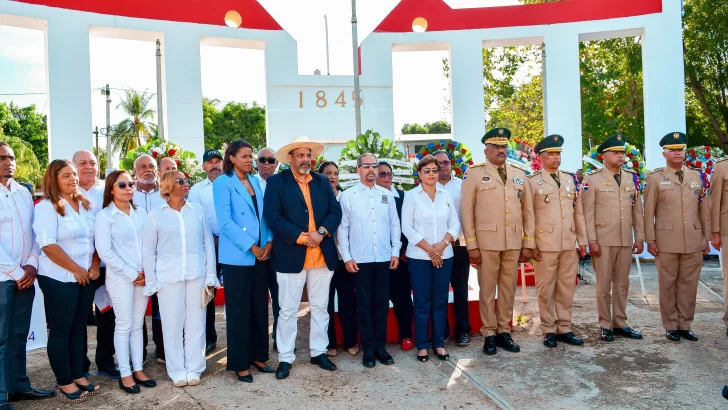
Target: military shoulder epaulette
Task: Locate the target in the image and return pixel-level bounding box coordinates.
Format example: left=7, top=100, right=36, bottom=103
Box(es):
left=509, top=162, right=529, bottom=172
left=470, top=162, right=485, bottom=168
left=623, top=168, right=637, bottom=173
left=716, top=157, right=728, bottom=163
left=687, top=166, right=703, bottom=173
left=527, top=171, right=542, bottom=178
left=587, top=169, right=600, bottom=175
left=647, top=168, right=663, bottom=175
left=560, top=170, right=574, bottom=175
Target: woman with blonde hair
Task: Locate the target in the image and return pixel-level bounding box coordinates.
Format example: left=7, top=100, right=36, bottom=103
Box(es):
left=143, top=170, right=219, bottom=387
left=34, top=159, right=101, bottom=402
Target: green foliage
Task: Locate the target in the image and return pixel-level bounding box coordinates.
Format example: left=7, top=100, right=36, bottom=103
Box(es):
left=202, top=99, right=267, bottom=150
left=401, top=121, right=452, bottom=134
left=111, top=89, right=156, bottom=158
left=0, top=134, right=43, bottom=187
left=92, top=147, right=108, bottom=179
left=339, top=130, right=415, bottom=190
left=121, top=139, right=206, bottom=184
left=0, top=102, right=48, bottom=169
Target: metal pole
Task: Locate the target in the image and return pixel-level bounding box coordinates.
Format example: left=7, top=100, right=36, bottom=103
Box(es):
left=351, top=0, right=362, bottom=137
left=324, top=15, right=331, bottom=76
left=93, top=126, right=100, bottom=177
left=105, top=84, right=113, bottom=172
left=156, top=39, right=165, bottom=141
left=541, top=42, right=547, bottom=138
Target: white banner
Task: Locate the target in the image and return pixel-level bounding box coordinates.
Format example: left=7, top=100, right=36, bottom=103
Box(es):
left=340, top=180, right=358, bottom=189
left=379, top=158, right=412, bottom=168
left=27, top=281, right=48, bottom=351
left=582, top=155, right=603, bottom=169
left=392, top=169, right=412, bottom=176
left=392, top=177, right=415, bottom=184
left=337, top=173, right=359, bottom=181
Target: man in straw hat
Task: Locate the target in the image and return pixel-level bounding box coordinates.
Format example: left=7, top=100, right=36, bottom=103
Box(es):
left=263, top=136, right=342, bottom=380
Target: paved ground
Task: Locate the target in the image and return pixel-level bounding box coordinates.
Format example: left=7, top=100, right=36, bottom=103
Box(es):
left=16, top=258, right=728, bottom=409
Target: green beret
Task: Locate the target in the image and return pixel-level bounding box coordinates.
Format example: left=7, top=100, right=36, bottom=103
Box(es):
left=597, top=133, right=628, bottom=154
left=481, top=127, right=511, bottom=145
left=535, top=134, right=564, bottom=154
left=659, top=132, right=688, bottom=149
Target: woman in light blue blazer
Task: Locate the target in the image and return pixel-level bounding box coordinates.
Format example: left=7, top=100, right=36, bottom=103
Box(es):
left=213, top=139, right=274, bottom=383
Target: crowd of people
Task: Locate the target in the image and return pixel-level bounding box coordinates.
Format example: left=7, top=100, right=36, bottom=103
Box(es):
left=1, top=127, right=728, bottom=407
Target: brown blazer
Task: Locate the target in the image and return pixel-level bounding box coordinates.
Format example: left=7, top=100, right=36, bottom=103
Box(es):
left=523, top=170, right=587, bottom=252
left=710, top=158, right=728, bottom=236
left=461, top=161, right=532, bottom=252
left=581, top=167, right=645, bottom=247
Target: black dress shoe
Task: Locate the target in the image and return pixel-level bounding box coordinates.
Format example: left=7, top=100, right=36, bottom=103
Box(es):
left=205, top=342, right=217, bottom=355
left=97, top=365, right=121, bottom=379
left=74, top=383, right=99, bottom=396
left=374, top=349, right=394, bottom=365
left=722, top=385, right=728, bottom=400
left=118, top=379, right=140, bottom=394
left=251, top=362, right=275, bottom=373
left=665, top=330, right=680, bottom=342
left=0, top=402, right=13, bottom=409
left=613, top=327, right=642, bottom=339
left=311, top=353, right=337, bottom=371
left=678, top=329, right=698, bottom=341
left=433, top=349, right=450, bottom=361
left=133, top=375, right=157, bottom=388
left=275, top=362, right=291, bottom=380
left=483, top=336, right=497, bottom=355
left=362, top=352, right=376, bottom=368
left=601, top=328, right=614, bottom=342
left=495, top=333, right=520, bottom=352
left=556, top=332, right=584, bottom=346
left=456, top=334, right=471, bottom=346
left=543, top=333, right=557, bottom=348
left=237, top=373, right=254, bottom=383
left=416, top=353, right=429, bottom=362
left=8, top=387, right=54, bottom=401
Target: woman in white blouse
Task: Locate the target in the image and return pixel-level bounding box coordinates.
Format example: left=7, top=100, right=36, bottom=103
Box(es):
left=94, top=170, right=156, bottom=394
left=401, top=155, right=460, bottom=363
left=143, top=170, right=219, bottom=387
left=33, top=159, right=101, bottom=402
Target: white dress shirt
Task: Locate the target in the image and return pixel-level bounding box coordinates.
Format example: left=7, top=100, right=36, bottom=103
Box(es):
left=337, top=182, right=401, bottom=264
left=78, top=178, right=105, bottom=215
left=437, top=177, right=464, bottom=243
left=34, top=199, right=96, bottom=283
left=187, top=178, right=219, bottom=236
left=0, top=180, right=40, bottom=281
left=133, top=184, right=165, bottom=212
left=142, top=201, right=217, bottom=294
left=254, top=174, right=268, bottom=194
left=95, top=202, right=146, bottom=283
left=401, top=184, right=461, bottom=260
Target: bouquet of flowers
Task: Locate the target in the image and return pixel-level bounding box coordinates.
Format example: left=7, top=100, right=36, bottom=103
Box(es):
left=415, top=140, right=473, bottom=178
left=121, top=139, right=206, bottom=184
left=339, top=130, right=415, bottom=190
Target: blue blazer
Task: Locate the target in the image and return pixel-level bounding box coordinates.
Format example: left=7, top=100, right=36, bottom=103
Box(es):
left=263, top=169, right=342, bottom=273
left=213, top=172, right=272, bottom=266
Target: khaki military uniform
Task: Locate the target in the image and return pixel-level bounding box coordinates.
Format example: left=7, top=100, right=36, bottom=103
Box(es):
left=461, top=161, right=532, bottom=337
left=644, top=166, right=709, bottom=331
left=709, top=158, right=728, bottom=328
left=523, top=170, right=587, bottom=334
left=581, top=167, right=645, bottom=329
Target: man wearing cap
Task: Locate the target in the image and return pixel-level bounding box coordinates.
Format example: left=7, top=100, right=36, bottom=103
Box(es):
left=263, top=136, right=342, bottom=380
left=644, top=132, right=710, bottom=342
left=581, top=134, right=645, bottom=342
left=461, top=127, right=533, bottom=355
left=523, top=135, right=587, bottom=348
left=710, top=145, right=728, bottom=340
left=188, top=149, right=224, bottom=353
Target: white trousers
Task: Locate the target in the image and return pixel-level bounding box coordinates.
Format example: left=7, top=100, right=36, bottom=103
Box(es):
left=106, top=279, right=148, bottom=377
left=276, top=267, right=333, bottom=364
left=157, top=276, right=207, bottom=383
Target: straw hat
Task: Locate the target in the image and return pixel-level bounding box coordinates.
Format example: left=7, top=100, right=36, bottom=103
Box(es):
left=275, top=136, right=324, bottom=165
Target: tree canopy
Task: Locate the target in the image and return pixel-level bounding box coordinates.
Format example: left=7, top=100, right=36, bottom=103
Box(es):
left=0, top=102, right=48, bottom=168
left=111, top=88, right=156, bottom=158
left=203, top=98, right=267, bottom=150
left=401, top=120, right=452, bottom=134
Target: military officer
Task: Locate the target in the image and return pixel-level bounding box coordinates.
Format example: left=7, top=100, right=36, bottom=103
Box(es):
left=523, top=135, right=587, bottom=348
left=461, top=127, right=532, bottom=355
left=644, top=132, right=710, bottom=342
left=581, top=134, right=645, bottom=342
left=709, top=148, right=728, bottom=339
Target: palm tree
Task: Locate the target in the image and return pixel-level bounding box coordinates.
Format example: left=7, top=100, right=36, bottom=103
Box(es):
left=111, top=89, right=156, bottom=157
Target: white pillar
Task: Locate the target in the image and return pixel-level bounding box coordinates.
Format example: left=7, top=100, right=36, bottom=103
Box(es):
left=449, top=38, right=485, bottom=163
left=45, top=19, right=92, bottom=161
left=162, top=31, right=204, bottom=157
left=641, top=1, right=686, bottom=169
left=543, top=31, right=582, bottom=172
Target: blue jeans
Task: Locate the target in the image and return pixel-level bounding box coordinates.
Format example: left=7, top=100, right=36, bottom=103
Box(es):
left=408, top=257, right=453, bottom=350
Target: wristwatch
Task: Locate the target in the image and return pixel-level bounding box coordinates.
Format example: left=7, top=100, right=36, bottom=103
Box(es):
left=318, top=227, right=327, bottom=236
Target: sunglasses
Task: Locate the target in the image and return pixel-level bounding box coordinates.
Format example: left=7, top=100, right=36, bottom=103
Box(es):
left=258, top=157, right=276, bottom=165
left=360, top=162, right=379, bottom=169
left=420, top=168, right=439, bottom=175
left=378, top=171, right=393, bottom=178
left=177, top=178, right=191, bottom=186
left=114, top=181, right=136, bottom=189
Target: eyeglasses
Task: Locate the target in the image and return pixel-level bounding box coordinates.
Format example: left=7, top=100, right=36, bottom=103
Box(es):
left=438, top=160, right=451, bottom=166
left=420, top=168, right=439, bottom=175
left=360, top=162, right=379, bottom=169
left=0, top=155, right=16, bottom=162
left=258, top=157, right=276, bottom=165
left=176, top=178, right=191, bottom=186
left=114, top=181, right=136, bottom=189
left=378, top=171, right=393, bottom=178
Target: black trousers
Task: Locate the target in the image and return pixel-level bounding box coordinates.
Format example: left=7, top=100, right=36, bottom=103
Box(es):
left=205, top=253, right=222, bottom=345
left=389, top=259, right=413, bottom=340
left=327, top=260, right=358, bottom=349
left=84, top=267, right=116, bottom=373
left=222, top=261, right=269, bottom=371
left=38, top=276, right=95, bottom=386
left=354, top=262, right=390, bottom=353
left=267, top=262, right=280, bottom=345
left=0, top=281, right=34, bottom=400
left=450, top=246, right=472, bottom=337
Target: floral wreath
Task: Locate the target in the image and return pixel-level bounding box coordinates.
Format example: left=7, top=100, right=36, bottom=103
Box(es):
left=121, top=139, right=206, bottom=184
left=686, top=145, right=724, bottom=181
left=339, top=130, right=415, bottom=190
left=415, top=140, right=473, bottom=178
left=584, top=143, right=647, bottom=186
left=508, top=138, right=538, bottom=175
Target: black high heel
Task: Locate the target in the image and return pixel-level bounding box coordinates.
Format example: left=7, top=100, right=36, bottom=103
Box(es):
left=118, top=379, right=140, bottom=394
left=56, top=386, right=88, bottom=403
left=74, top=382, right=99, bottom=396
left=250, top=362, right=275, bottom=373
left=133, top=375, right=157, bottom=388
left=416, top=354, right=429, bottom=363
left=433, top=348, right=450, bottom=361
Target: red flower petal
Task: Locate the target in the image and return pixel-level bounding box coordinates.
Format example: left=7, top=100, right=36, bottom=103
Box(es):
left=461, top=149, right=466, bottom=154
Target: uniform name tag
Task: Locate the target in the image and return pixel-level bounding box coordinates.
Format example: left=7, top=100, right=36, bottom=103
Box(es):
left=512, top=178, right=524, bottom=185
left=601, top=182, right=612, bottom=186
left=660, top=181, right=672, bottom=185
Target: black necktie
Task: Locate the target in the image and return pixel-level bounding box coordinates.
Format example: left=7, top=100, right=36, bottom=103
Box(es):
left=497, top=167, right=507, bottom=184
left=614, top=173, right=621, bottom=187
left=676, top=170, right=684, bottom=184
left=550, top=173, right=560, bottom=188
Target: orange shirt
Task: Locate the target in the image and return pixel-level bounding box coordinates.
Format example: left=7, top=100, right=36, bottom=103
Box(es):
left=293, top=172, right=327, bottom=269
